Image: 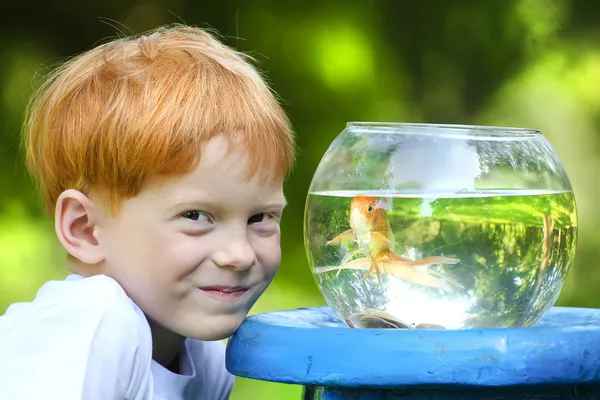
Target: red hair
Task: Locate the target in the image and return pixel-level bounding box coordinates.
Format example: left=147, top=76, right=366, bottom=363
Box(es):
left=22, top=24, right=295, bottom=215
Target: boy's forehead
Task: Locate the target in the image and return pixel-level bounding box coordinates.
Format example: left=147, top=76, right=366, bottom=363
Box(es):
left=198, top=135, right=244, bottom=169
left=201, top=135, right=230, bottom=158
left=150, top=170, right=284, bottom=203
left=195, top=135, right=283, bottom=186
left=130, top=135, right=286, bottom=206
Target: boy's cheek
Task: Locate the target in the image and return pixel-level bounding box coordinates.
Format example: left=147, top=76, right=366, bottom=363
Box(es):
left=263, top=241, right=282, bottom=271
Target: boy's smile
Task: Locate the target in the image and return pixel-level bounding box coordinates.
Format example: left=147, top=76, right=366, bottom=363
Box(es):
left=88, top=135, right=286, bottom=346
left=198, top=285, right=252, bottom=301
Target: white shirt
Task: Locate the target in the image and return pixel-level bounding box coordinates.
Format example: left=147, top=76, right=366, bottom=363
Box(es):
left=0, top=274, right=234, bottom=400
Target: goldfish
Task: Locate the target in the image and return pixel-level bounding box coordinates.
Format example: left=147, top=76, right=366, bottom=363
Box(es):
left=324, top=195, right=462, bottom=290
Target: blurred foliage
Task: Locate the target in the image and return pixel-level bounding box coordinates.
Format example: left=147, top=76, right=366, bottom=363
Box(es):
left=2, top=0, right=600, bottom=398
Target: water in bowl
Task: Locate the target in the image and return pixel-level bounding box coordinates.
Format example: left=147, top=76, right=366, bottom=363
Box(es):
left=304, top=189, right=577, bottom=329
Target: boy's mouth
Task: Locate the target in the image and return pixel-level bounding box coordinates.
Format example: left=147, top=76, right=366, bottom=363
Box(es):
left=199, top=285, right=251, bottom=301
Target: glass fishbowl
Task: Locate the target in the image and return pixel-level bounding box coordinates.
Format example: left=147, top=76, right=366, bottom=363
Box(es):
left=304, top=122, right=578, bottom=330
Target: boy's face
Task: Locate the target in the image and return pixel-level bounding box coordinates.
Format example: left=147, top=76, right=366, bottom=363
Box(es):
left=94, top=136, right=286, bottom=340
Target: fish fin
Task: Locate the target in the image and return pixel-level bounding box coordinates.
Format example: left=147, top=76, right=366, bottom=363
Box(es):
left=314, top=258, right=372, bottom=275
left=383, top=250, right=459, bottom=267
left=381, top=258, right=463, bottom=292
left=341, top=257, right=372, bottom=269
left=369, top=231, right=392, bottom=248
left=374, top=258, right=383, bottom=286
left=327, top=229, right=354, bottom=246
left=382, top=261, right=449, bottom=290
left=336, top=249, right=363, bottom=277
left=360, top=254, right=389, bottom=287
left=361, top=259, right=376, bottom=281
left=408, top=256, right=460, bottom=267
left=341, top=249, right=363, bottom=264
left=361, top=256, right=383, bottom=284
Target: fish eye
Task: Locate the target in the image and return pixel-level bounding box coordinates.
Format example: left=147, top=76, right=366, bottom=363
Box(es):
left=367, top=205, right=373, bottom=212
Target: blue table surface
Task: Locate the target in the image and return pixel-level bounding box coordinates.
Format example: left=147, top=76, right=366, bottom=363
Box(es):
left=225, top=306, right=600, bottom=388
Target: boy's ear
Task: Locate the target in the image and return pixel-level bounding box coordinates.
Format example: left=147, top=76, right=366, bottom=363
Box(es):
left=54, top=189, right=105, bottom=265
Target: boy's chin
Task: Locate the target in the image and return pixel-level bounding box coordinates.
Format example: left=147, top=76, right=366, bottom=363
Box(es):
left=180, top=313, right=247, bottom=341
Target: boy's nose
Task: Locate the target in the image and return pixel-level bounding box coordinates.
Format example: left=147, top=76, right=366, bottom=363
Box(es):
left=212, top=234, right=256, bottom=271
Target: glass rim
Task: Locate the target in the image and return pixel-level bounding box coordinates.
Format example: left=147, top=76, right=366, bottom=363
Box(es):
left=346, top=122, right=542, bottom=137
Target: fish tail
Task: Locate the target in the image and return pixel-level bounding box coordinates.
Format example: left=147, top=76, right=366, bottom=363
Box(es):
left=407, top=255, right=460, bottom=267
left=382, top=260, right=450, bottom=290
left=381, top=250, right=412, bottom=264
left=381, top=258, right=463, bottom=292
left=382, top=251, right=459, bottom=267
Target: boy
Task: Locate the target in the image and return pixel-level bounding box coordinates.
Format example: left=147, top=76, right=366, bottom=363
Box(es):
left=0, top=24, right=295, bottom=399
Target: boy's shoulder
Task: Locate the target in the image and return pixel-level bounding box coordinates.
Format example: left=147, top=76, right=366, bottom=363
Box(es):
left=1, top=273, right=150, bottom=342
left=4, top=273, right=136, bottom=311
left=0, top=274, right=154, bottom=400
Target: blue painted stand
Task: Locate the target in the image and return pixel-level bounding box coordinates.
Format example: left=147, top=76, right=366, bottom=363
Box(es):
left=225, top=306, right=600, bottom=399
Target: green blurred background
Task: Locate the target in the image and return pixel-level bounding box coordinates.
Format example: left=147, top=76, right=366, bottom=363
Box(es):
left=2, top=0, right=600, bottom=398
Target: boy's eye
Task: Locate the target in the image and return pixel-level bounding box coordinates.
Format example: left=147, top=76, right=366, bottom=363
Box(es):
left=182, top=211, right=210, bottom=222
left=248, top=213, right=271, bottom=224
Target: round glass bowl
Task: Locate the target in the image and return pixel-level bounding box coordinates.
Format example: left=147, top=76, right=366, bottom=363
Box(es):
left=304, top=122, right=577, bottom=329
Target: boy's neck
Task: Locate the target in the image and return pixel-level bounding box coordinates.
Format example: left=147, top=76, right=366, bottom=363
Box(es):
left=66, top=265, right=187, bottom=373
left=147, top=317, right=186, bottom=374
